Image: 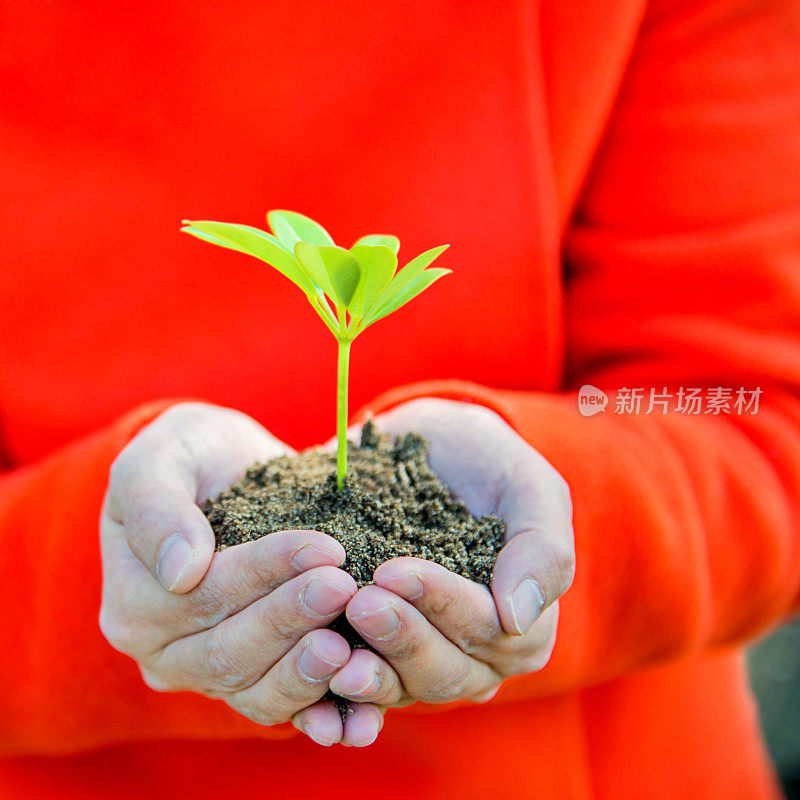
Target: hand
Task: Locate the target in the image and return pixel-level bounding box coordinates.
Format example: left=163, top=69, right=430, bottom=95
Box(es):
left=99, top=402, right=376, bottom=746
left=328, top=398, right=575, bottom=733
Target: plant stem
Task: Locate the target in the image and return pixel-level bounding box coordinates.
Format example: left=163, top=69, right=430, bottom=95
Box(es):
left=336, top=338, right=351, bottom=490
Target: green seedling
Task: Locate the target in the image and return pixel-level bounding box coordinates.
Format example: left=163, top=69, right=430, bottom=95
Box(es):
left=181, top=210, right=450, bottom=489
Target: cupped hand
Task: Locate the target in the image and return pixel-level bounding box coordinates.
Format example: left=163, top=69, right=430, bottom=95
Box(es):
left=99, top=402, right=366, bottom=746
left=328, top=398, right=575, bottom=736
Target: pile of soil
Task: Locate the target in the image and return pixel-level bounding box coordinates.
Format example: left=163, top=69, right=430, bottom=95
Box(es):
left=204, top=420, right=505, bottom=590
left=202, top=420, right=505, bottom=711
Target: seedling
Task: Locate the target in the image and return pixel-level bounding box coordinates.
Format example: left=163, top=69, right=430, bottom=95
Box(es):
left=181, top=210, right=450, bottom=489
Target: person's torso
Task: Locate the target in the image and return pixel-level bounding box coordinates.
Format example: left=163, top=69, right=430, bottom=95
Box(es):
left=0, top=3, right=779, bottom=799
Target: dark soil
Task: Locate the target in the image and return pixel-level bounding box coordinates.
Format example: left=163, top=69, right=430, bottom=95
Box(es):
left=201, top=420, right=505, bottom=714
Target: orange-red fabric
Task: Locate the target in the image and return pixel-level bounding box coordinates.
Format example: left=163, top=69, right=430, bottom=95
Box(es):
left=1, top=0, right=798, bottom=798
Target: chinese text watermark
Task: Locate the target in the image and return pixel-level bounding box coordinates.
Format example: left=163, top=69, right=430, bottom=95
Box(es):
left=578, top=385, right=762, bottom=417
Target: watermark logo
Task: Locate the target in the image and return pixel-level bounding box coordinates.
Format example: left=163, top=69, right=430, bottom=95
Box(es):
left=577, top=386, right=762, bottom=416
left=578, top=385, right=608, bottom=416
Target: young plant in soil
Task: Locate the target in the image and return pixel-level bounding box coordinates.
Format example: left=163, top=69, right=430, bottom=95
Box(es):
left=181, top=210, right=505, bottom=706
left=182, top=210, right=451, bottom=491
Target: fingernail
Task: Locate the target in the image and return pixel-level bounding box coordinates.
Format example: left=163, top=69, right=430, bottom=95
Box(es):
left=346, top=672, right=381, bottom=697
left=156, top=535, right=193, bottom=591
left=380, top=572, right=424, bottom=600
left=305, top=722, right=336, bottom=747
left=507, top=578, right=545, bottom=635
left=331, top=666, right=382, bottom=698
left=291, top=544, right=343, bottom=572
left=301, top=577, right=353, bottom=617
left=351, top=605, right=401, bottom=640
left=298, top=643, right=345, bottom=683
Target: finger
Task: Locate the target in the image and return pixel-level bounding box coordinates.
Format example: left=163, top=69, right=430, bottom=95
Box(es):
left=152, top=566, right=356, bottom=692
left=117, top=476, right=217, bottom=595
left=341, top=703, right=384, bottom=747
left=374, top=556, right=562, bottom=677
left=346, top=585, right=500, bottom=703
left=292, top=699, right=344, bottom=747
left=488, top=440, right=574, bottom=635
left=491, top=529, right=574, bottom=636
left=329, top=648, right=406, bottom=706
left=373, top=557, right=505, bottom=654
left=102, top=529, right=347, bottom=655
left=192, top=530, right=346, bottom=626
left=108, top=402, right=292, bottom=593
left=225, top=628, right=349, bottom=733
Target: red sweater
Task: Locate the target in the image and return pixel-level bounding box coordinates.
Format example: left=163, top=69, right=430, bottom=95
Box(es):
left=1, top=1, right=799, bottom=797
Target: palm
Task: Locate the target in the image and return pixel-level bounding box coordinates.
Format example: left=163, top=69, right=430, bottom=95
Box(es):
left=375, top=399, right=559, bottom=544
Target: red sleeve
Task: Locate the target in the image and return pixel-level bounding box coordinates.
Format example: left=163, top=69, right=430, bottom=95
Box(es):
left=361, top=0, right=800, bottom=701
left=0, top=400, right=295, bottom=756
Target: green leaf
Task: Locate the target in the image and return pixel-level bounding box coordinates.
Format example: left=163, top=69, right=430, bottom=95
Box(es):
left=389, top=244, right=449, bottom=295
left=181, top=220, right=316, bottom=296
left=309, top=292, right=339, bottom=334
left=267, top=210, right=335, bottom=249
left=364, top=244, right=449, bottom=317
left=182, top=220, right=280, bottom=260
left=363, top=268, right=451, bottom=327
left=294, top=241, right=338, bottom=300
left=348, top=244, right=398, bottom=318
left=352, top=234, right=400, bottom=254
left=317, top=246, right=361, bottom=307
left=237, top=224, right=293, bottom=252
